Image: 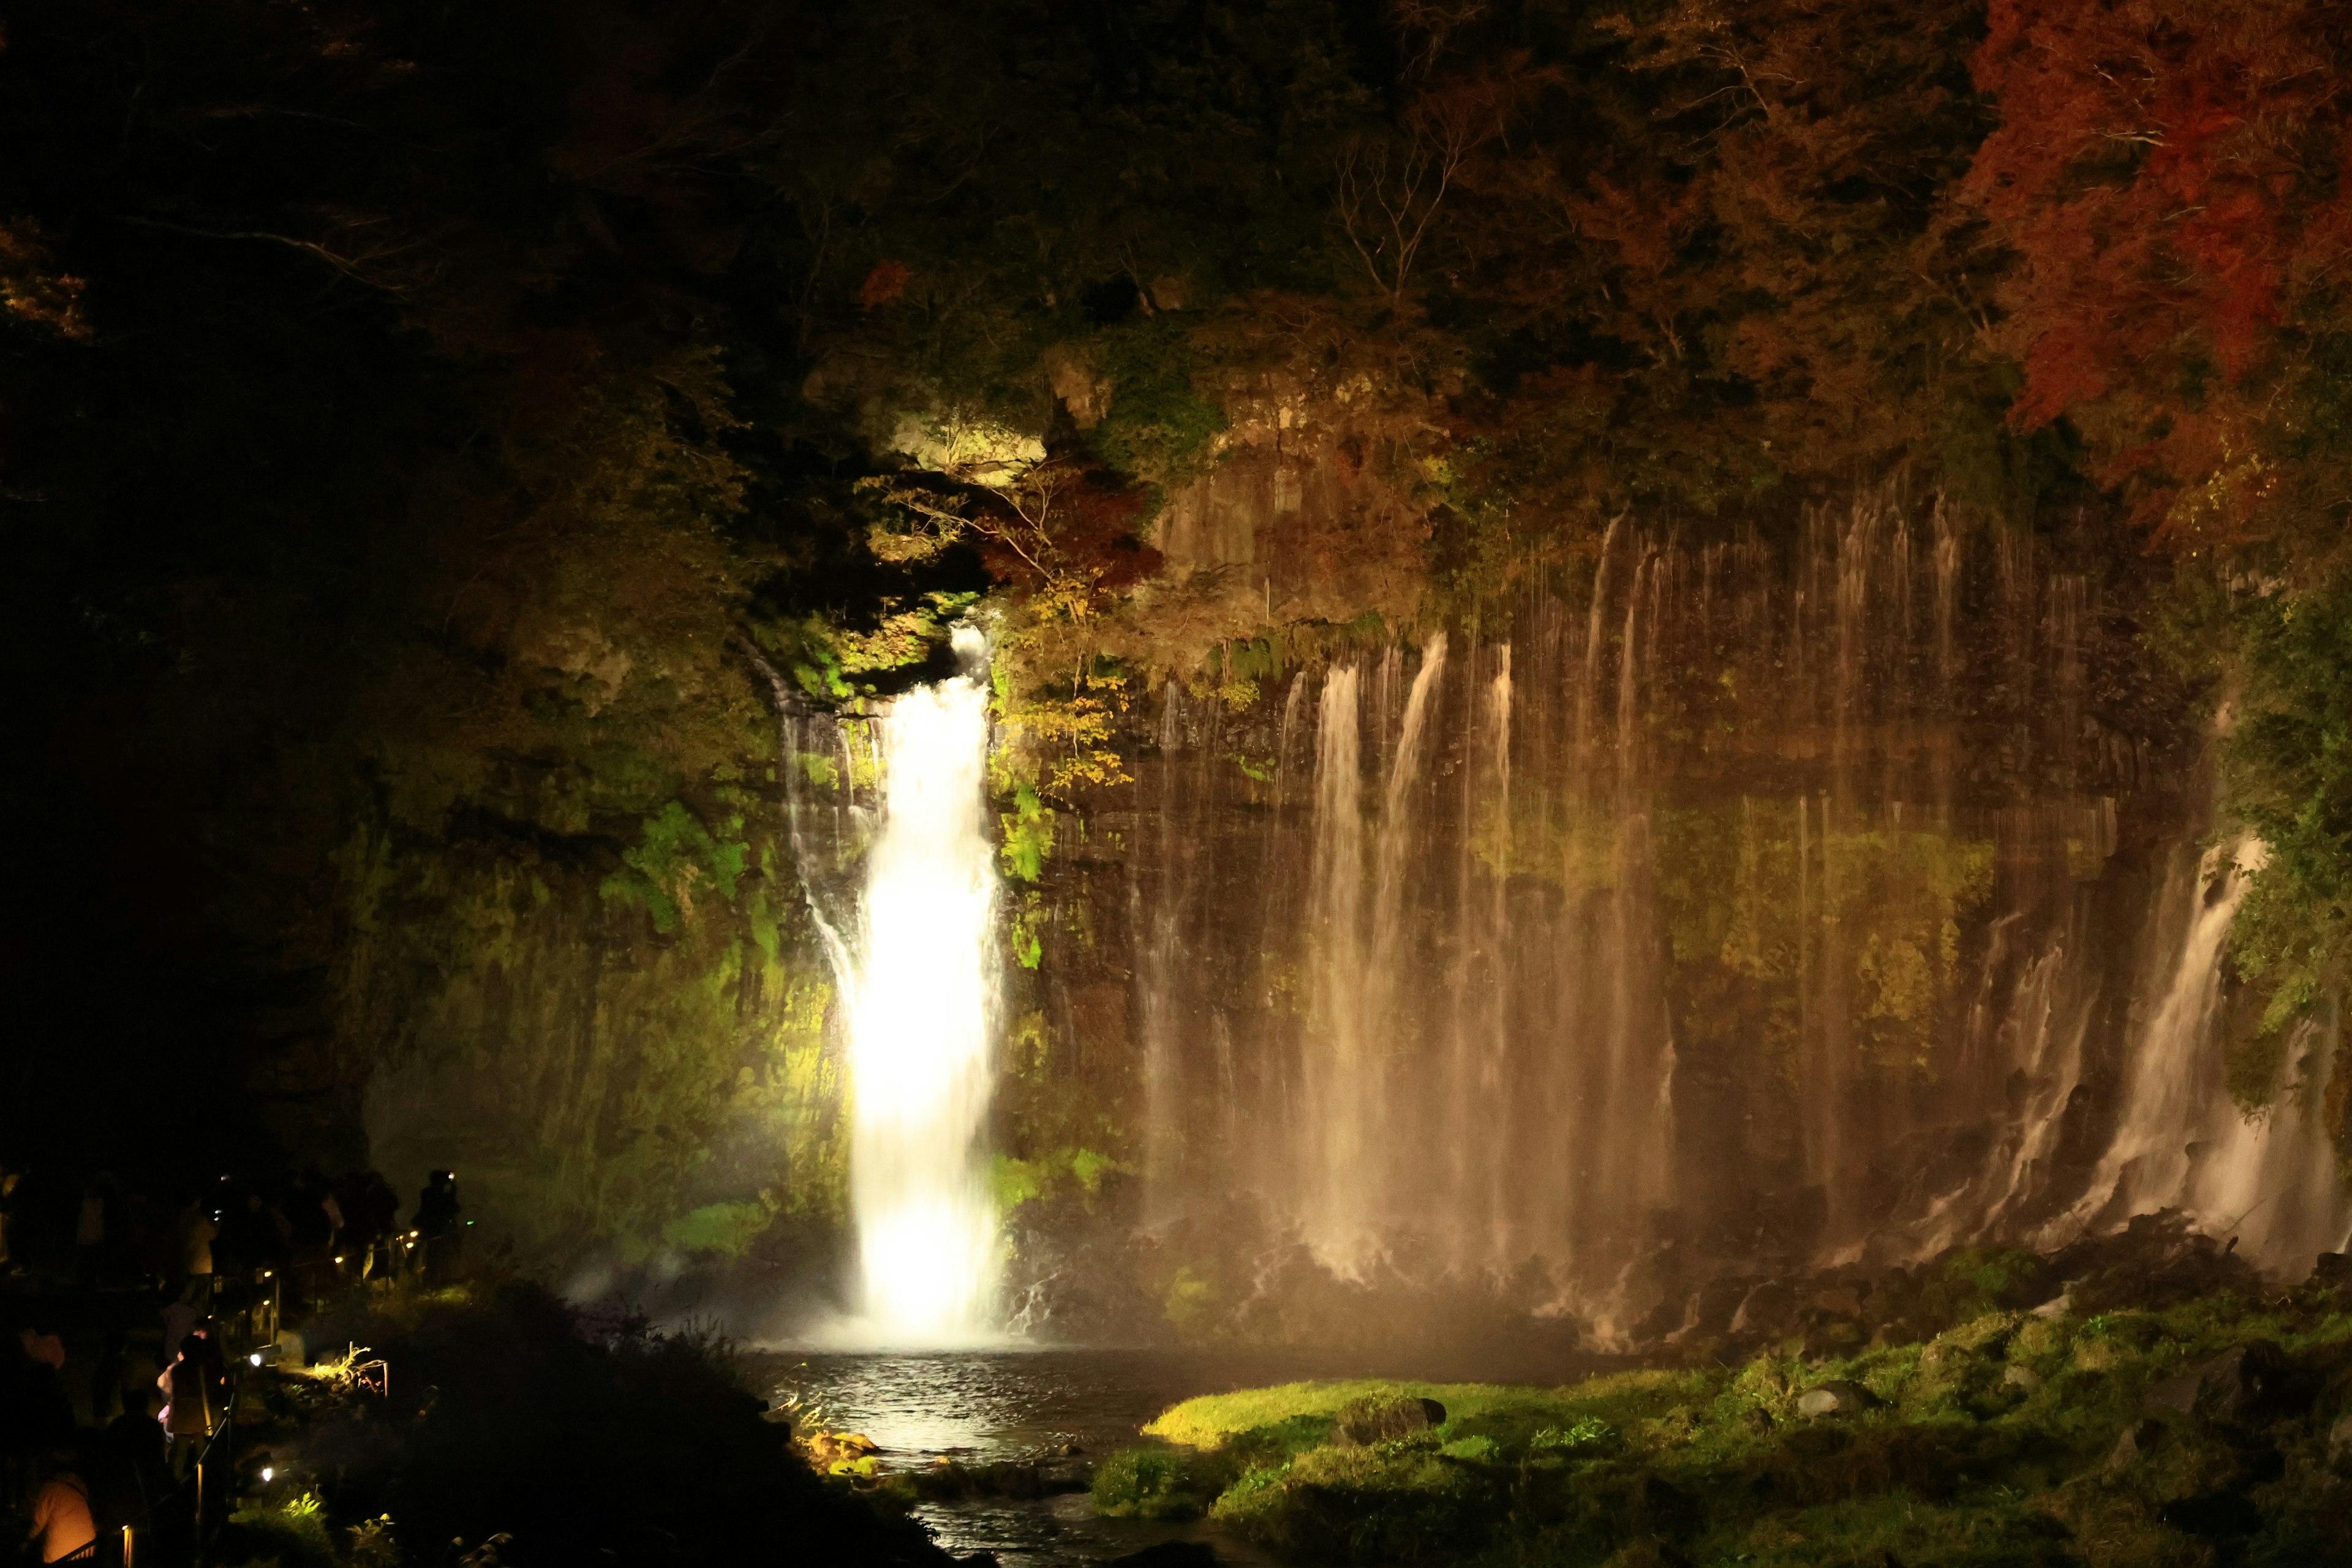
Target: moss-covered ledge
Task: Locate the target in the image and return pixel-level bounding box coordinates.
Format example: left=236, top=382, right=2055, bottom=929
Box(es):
left=1094, top=1286, right=2352, bottom=1566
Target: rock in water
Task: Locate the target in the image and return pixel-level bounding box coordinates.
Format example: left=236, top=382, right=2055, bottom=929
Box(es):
left=1334, top=1393, right=1447, bottom=1445
left=1796, top=1380, right=1876, bottom=1417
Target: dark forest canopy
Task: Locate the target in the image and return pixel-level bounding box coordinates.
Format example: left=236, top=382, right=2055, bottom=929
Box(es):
left=2, top=1, right=2348, bottom=1196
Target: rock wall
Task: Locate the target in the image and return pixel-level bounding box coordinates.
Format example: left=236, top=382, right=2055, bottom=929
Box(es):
left=996, top=480, right=2352, bottom=1349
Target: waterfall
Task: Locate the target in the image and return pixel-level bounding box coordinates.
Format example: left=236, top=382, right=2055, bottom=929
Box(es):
left=1111, top=485, right=2349, bottom=1343
left=2049, top=839, right=2352, bottom=1265
left=1301, top=664, right=1370, bottom=1265
left=843, top=627, right=1000, bottom=1340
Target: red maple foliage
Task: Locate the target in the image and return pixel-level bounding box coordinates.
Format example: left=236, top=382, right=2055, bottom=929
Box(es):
left=1962, top=0, right=2352, bottom=543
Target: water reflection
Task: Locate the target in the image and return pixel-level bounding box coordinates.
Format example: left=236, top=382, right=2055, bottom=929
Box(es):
left=747, top=1350, right=1332, bottom=1566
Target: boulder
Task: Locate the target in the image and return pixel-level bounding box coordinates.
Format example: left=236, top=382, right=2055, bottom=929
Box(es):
left=1811, top=1285, right=1863, bottom=1318
left=2027, top=1287, right=2073, bottom=1319
left=1335, top=1393, right=1447, bottom=1446
left=2106, top=1417, right=2165, bottom=1472
left=2310, top=1253, right=2351, bottom=1294
left=2046, top=1211, right=2261, bottom=1313
left=1796, top=1379, right=1878, bottom=1418
left=2330, top=1411, right=2352, bottom=1464
left=2143, top=1342, right=2289, bottom=1423
left=2002, top=1364, right=2044, bottom=1395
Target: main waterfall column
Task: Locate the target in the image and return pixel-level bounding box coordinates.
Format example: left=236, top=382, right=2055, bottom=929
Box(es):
left=848, top=626, right=1001, bottom=1340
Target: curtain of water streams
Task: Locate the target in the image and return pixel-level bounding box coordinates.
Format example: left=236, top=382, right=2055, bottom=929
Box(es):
left=1122, top=489, right=2350, bottom=1333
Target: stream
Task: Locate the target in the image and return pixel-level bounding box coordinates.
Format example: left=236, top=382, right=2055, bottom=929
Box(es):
left=751, top=1347, right=1597, bottom=1567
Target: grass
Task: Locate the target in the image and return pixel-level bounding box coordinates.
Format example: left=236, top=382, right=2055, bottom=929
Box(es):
left=1104, top=1290, right=2352, bottom=1566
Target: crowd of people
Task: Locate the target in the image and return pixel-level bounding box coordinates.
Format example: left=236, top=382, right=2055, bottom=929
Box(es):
left=1, top=1164, right=466, bottom=1563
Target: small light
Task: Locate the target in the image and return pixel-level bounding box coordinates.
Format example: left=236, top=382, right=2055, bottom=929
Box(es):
left=262, top=1271, right=272, bottom=1279
left=260, top=1467, right=273, bottom=1482
left=249, top=1353, right=263, bottom=1367
left=333, top=1256, right=343, bottom=1265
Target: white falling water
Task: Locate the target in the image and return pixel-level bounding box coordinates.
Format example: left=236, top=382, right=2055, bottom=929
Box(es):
left=2049, top=837, right=2352, bottom=1267
left=846, top=627, right=1001, bottom=1341
left=1302, top=664, right=1368, bottom=1267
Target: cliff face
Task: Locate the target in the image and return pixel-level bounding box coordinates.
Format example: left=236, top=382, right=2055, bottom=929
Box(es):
left=989, top=472, right=2350, bottom=1349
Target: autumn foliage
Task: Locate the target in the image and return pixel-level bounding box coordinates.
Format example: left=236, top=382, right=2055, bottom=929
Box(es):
left=1962, top=0, right=2352, bottom=544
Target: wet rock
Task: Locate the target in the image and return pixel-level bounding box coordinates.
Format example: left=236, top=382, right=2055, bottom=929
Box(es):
left=1812, top=1285, right=1863, bottom=1317
left=2047, top=1211, right=2263, bottom=1313
left=1730, top=1281, right=1798, bottom=1340
left=2106, top=1417, right=2165, bottom=1472
left=989, top=1462, right=1044, bottom=1499
left=1335, top=1393, right=1446, bottom=1445
left=1102, top=1543, right=1219, bottom=1568
left=914, top=1460, right=972, bottom=1500
left=2310, top=1252, right=2351, bottom=1294
left=2143, top=1342, right=2290, bottom=1422
left=1039, top=1460, right=1092, bottom=1493
left=1665, top=1276, right=1754, bottom=1347
left=2001, top=1364, right=2043, bottom=1395
left=2027, top=1286, right=2073, bottom=1319
left=1796, top=1379, right=1878, bottom=1418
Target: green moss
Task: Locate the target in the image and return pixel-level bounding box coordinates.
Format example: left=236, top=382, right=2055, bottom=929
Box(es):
left=1087, top=318, right=1229, bottom=492
left=999, top=785, right=1056, bottom=881
left=1091, top=1447, right=1221, bottom=1520
left=1121, top=1299, right=2352, bottom=1566
left=600, top=801, right=748, bottom=935
left=661, top=1199, right=773, bottom=1256
left=990, top=1144, right=1127, bottom=1217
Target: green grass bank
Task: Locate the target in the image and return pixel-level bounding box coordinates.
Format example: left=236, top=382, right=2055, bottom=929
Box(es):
left=1095, top=1287, right=2352, bottom=1566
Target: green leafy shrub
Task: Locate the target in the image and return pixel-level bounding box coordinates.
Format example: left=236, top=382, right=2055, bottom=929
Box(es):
left=1091, top=1447, right=1221, bottom=1519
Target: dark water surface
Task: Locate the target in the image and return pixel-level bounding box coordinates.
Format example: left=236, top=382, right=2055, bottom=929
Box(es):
left=741, top=1348, right=1490, bottom=1566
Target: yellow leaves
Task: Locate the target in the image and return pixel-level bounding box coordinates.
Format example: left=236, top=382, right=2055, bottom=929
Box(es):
left=992, top=658, right=1131, bottom=801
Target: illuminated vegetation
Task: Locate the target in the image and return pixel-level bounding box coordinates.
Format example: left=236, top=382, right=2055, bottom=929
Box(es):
left=1104, top=1292, right=2352, bottom=1565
